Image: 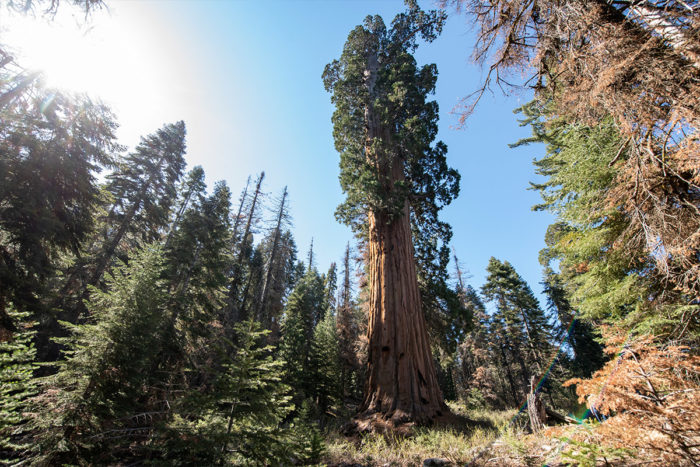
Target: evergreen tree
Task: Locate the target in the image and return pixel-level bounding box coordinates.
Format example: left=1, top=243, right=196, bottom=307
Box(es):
left=336, top=243, right=361, bottom=401
left=0, top=308, right=37, bottom=463
left=164, top=319, right=298, bottom=465
left=323, top=1, right=458, bottom=424
left=310, top=311, right=342, bottom=420
left=323, top=262, right=338, bottom=317
left=279, top=267, right=327, bottom=408
left=56, top=122, right=187, bottom=323
left=257, top=186, right=291, bottom=328
left=481, top=258, right=555, bottom=405
left=0, top=86, right=118, bottom=332
left=92, top=121, right=187, bottom=284
left=30, top=246, right=169, bottom=465
left=226, top=171, right=265, bottom=324
left=541, top=266, right=604, bottom=378
left=165, top=165, right=206, bottom=247
left=161, top=179, right=232, bottom=371
left=516, top=100, right=693, bottom=337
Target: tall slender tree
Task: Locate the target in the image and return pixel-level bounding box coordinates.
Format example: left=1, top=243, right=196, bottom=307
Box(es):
left=226, top=171, right=265, bottom=324
left=323, top=2, right=459, bottom=425
left=257, top=186, right=290, bottom=325
left=90, top=121, right=187, bottom=287
left=0, top=86, right=119, bottom=332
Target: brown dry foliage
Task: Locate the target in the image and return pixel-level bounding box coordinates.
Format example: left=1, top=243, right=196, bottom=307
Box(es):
left=565, top=326, right=700, bottom=465
left=446, top=0, right=700, bottom=303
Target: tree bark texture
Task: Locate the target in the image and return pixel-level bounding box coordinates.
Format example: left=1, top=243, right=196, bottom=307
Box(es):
left=527, top=376, right=546, bottom=433
left=360, top=53, right=445, bottom=425
left=361, top=201, right=445, bottom=424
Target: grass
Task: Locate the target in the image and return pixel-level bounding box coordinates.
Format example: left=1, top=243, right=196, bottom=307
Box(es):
left=322, top=403, right=529, bottom=466
left=320, top=402, right=630, bottom=466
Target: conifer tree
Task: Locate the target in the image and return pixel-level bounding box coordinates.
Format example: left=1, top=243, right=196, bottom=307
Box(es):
left=0, top=86, right=119, bottom=332
left=226, top=171, right=265, bottom=323
left=453, top=274, right=501, bottom=407
left=323, top=1, right=459, bottom=425
left=324, top=262, right=338, bottom=317
left=90, top=121, right=187, bottom=287
left=336, top=243, right=361, bottom=400
left=0, top=308, right=37, bottom=463
left=541, top=267, right=604, bottom=377
left=257, top=186, right=291, bottom=327
left=517, top=101, right=692, bottom=337
left=30, top=246, right=169, bottom=465
left=162, top=179, right=232, bottom=367
left=165, top=165, right=206, bottom=248
left=164, top=319, right=298, bottom=465
left=56, top=122, right=187, bottom=322
left=310, top=311, right=342, bottom=420
left=279, top=266, right=327, bottom=407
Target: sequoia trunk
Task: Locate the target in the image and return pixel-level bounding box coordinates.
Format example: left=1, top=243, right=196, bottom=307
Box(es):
left=361, top=75, right=445, bottom=421
left=358, top=47, right=447, bottom=426
left=362, top=199, right=445, bottom=424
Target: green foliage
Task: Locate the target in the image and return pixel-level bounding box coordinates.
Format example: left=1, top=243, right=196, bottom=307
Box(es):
left=311, top=311, right=342, bottom=417
left=30, top=246, right=169, bottom=465
left=279, top=268, right=328, bottom=405
left=166, top=319, right=297, bottom=465
left=0, top=81, right=119, bottom=326
left=517, top=99, right=692, bottom=337
left=164, top=179, right=232, bottom=330
left=478, top=258, right=558, bottom=407
left=0, top=308, right=37, bottom=462
left=322, top=1, right=464, bottom=354
left=559, top=431, right=632, bottom=467
left=103, top=120, right=187, bottom=246
left=542, top=267, right=604, bottom=377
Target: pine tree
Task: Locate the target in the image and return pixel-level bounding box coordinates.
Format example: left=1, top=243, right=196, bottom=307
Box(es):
left=279, top=267, right=327, bottom=407
left=336, top=243, right=361, bottom=401
left=161, top=179, right=232, bottom=371
left=92, top=121, right=187, bottom=285
left=164, top=319, right=297, bottom=465
left=56, top=122, right=187, bottom=321
left=257, top=186, right=291, bottom=328
left=30, top=246, right=170, bottom=465
left=323, top=1, right=459, bottom=425
left=0, top=86, right=118, bottom=333
left=310, top=311, right=342, bottom=420
left=541, top=267, right=604, bottom=378
left=323, top=262, right=338, bottom=317
left=226, top=171, right=265, bottom=324
left=482, top=258, right=553, bottom=405
left=165, top=165, right=206, bottom=248
left=0, top=308, right=37, bottom=463
left=517, top=101, right=691, bottom=337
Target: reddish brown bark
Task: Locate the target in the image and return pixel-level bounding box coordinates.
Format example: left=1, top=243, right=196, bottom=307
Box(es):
left=361, top=200, right=446, bottom=425
left=358, top=53, right=446, bottom=425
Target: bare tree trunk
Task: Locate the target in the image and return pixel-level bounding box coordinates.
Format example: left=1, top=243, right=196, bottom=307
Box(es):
left=230, top=176, right=251, bottom=253
left=361, top=201, right=445, bottom=424
left=527, top=376, right=546, bottom=433
left=257, top=186, right=287, bottom=324
left=226, top=172, right=264, bottom=323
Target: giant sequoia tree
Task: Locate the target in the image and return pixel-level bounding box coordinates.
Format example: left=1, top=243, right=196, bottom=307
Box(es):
left=323, top=2, right=459, bottom=425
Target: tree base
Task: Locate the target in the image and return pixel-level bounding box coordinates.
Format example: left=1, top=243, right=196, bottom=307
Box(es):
left=342, top=405, right=479, bottom=436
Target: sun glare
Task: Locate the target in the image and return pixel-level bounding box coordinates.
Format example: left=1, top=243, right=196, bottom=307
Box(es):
left=3, top=6, right=167, bottom=117
left=1, top=4, right=193, bottom=148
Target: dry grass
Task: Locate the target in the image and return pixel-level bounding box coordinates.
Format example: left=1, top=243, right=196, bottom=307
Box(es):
left=322, top=404, right=526, bottom=466
left=321, top=402, right=649, bottom=466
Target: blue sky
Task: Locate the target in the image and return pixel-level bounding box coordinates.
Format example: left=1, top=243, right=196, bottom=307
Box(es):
left=5, top=0, right=554, bottom=304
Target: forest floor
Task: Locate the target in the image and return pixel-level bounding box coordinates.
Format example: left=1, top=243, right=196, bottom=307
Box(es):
left=321, top=402, right=633, bottom=466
